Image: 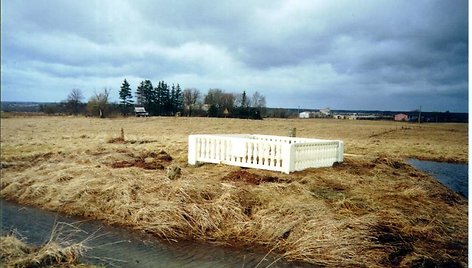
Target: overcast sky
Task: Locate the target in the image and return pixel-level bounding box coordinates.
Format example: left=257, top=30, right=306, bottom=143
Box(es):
left=2, top=0, right=468, bottom=112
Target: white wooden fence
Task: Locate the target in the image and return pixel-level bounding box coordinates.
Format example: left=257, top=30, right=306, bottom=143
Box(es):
left=188, top=134, right=343, bottom=174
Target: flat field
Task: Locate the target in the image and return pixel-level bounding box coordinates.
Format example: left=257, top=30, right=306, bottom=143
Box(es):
left=0, top=116, right=468, bottom=267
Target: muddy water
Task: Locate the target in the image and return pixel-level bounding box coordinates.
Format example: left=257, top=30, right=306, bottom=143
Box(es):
left=408, top=159, right=468, bottom=198
left=1, top=199, right=312, bottom=267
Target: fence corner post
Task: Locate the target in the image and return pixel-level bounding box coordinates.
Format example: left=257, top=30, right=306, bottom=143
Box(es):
left=337, top=141, right=344, bottom=162
left=188, top=135, right=197, bottom=165
left=283, top=143, right=295, bottom=174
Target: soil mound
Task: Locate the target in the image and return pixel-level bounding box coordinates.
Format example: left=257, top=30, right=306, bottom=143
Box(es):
left=222, top=170, right=279, bottom=185
left=110, top=150, right=172, bottom=170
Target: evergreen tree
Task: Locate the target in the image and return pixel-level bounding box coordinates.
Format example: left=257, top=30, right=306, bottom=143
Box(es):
left=143, top=80, right=154, bottom=115
left=119, top=79, right=133, bottom=116
left=175, top=84, right=183, bottom=114
left=240, top=90, right=249, bottom=118
left=136, top=80, right=154, bottom=114
left=136, top=81, right=145, bottom=106
left=136, top=79, right=184, bottom=116
left=154, top=81, right=170, bottom=116
left=162, top=82, right=171, bottom=115
left=208, top=104, right=218, bottom=117
left=241, top=91, right=247, bottom=108
left=154, top=81, right=164, bottom=115
left=170, top=84, right=176, bottom=115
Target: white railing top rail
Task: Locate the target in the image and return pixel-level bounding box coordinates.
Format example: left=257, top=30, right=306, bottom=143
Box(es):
left=190, top=134, right=342, bottom=144
left=291, top=141, right=341, bottom=146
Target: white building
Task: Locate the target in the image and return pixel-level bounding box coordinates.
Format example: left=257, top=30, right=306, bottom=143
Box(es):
left=299, top=111, right=311, bottom=118
left=320, top=108, right=331, bottom=116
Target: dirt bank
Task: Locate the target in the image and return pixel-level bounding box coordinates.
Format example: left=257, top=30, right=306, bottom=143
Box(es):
left=1, top=117, right=468, bottom=267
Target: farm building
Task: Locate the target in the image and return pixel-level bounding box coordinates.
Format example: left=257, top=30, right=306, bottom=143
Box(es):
left=299, top=111, right=312, bottom=118
left=333, top=114, right=346, bottom=119
left=134, top=107, right=149, bottom=117
left=320, top=108, right=331, bottom=116
left=394, top=113, right=409, bottom=121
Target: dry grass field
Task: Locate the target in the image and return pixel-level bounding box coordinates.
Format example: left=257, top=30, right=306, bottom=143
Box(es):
left=0, top=116, right=468, bottom=267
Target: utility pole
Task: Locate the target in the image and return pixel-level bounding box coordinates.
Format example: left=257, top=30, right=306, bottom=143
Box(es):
left=418, top=105, right=422, bottom=124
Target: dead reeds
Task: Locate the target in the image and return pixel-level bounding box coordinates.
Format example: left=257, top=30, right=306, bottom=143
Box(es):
left=0, top=222, right=96, bottom=268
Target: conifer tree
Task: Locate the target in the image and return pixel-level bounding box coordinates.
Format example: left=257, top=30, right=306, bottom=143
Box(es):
left=136, top=81, right=146, bottom=106
left=154, top=81, right=164, bottom=115
left=119, top=79, right=133, bottom=116
left=170, top=84, right=176, bottom=115
left=162, top=81, right=171, bottom=115
left=136, top=80, right=154, bottom=114
left=175, top=84, right=183, bottom=113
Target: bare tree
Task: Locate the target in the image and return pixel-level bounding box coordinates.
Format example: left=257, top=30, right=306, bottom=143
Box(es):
left=251, top=91, right=266, bottom=109
left=221, top=92, right=235, bottom=112
left=66, top=88, right=84, bottom=115
left=252, top=91, right=266, bottom=118
left=183, top=88, right=201, bottom=116
left=87, top=88, right=111, bottom=118
left=204, top=88, right=236, bottom=117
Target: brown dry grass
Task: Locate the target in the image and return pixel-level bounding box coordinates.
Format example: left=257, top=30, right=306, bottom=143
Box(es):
left=0, top=116, right=468, bottom=267
left=0, top=223, right=96, bottom=268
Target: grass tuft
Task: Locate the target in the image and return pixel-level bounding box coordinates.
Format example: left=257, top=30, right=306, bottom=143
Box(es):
left=0, top=222, right=98, bottom=268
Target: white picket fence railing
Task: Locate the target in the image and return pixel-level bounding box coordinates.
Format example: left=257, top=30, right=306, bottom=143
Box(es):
left=188, top=134, right=343, bottom=174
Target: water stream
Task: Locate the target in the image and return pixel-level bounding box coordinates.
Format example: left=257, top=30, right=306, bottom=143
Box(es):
left=1, top=199, right=311, bottom=268
left=407, top=159, right=468, bottom=198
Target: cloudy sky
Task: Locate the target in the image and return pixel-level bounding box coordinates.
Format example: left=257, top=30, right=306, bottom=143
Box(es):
left=2, top=0, right=468, bottom=112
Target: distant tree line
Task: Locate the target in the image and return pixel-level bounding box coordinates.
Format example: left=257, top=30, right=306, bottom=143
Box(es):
left=199, top=89, right=266, bottom=119
left=130, top=80, right=183, bottom=116
left=39, top=87, right=117, bottom=118
left=38, top=79, right=267, bottom=119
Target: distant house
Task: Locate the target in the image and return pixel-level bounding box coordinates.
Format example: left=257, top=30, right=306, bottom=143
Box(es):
left=394, top=113, right=408, bottom=121
left=299, top=111, right=311, bottom=118
left=320, top=108, right=331, bottom=116
left=134, top=107, right=149, bottom=117
left=348, top=114, right=358, bottom=120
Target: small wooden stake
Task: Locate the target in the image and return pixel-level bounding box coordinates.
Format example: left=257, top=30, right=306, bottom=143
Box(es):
left=289, top=128, right=296, bottom=137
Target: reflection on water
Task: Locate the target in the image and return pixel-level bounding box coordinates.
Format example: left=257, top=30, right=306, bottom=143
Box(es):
left=408, top=159, right=468, bottom=198
left=1, top=200, right=313, bottom=268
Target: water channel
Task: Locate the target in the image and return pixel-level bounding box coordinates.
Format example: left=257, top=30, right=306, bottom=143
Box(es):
left=408, top=159, right=468, bottom=198
left=1, top=200, right=311, bottom=268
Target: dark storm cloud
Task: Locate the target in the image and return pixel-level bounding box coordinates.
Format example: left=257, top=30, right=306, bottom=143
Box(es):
left=1, top=0, right=468, bottom=111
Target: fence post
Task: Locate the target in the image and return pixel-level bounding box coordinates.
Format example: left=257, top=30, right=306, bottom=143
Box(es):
left=337, top=141, right=344, bottom=162
left=283, top=143, right=296, bottom=174
left=289, top=128, right=297, bottom=137
left=188, top=135, right=197, bottom=165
